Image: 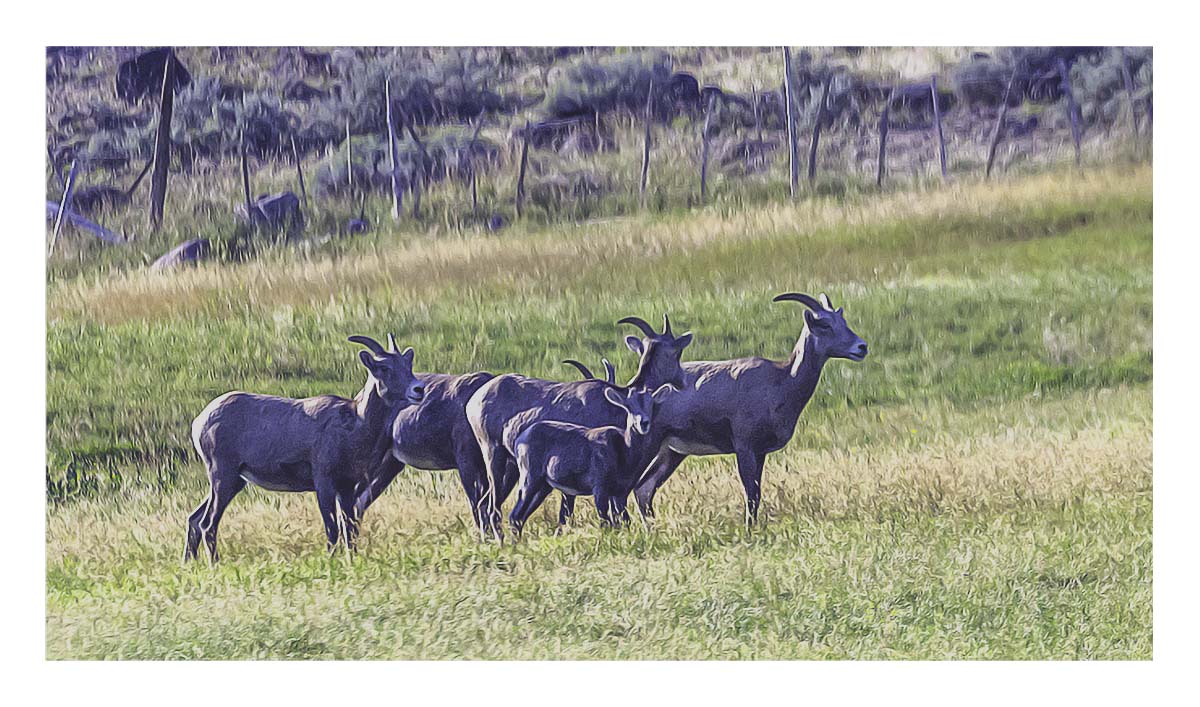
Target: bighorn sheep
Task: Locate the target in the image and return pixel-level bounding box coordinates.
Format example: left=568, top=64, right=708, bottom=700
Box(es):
left=466, top=315, right=693, bottom=529
left=352, top=368, right=498, bottom=534
left=184, top=334, right=425, bottom=562
left=632, top=292, right=868, bottom=523
left=510, top=383, right=677, bottom=533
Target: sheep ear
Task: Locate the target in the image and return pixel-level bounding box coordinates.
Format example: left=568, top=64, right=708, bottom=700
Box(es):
left=674, top=331, right=694, bottom=349
left=399, top=346, right=415, bottom=364
left=359, top=350, right=380, bottom=372
left=603, top=386, right=627, bottom=410
left=652, top=383, right=678, bottom=401
left=803, top=309, right=820, bottom=328
left=625, top=335, right=644, bottom=355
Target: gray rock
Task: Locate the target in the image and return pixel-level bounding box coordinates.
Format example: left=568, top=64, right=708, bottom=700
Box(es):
left=236, top=192, right=304, bottom=235
left=151, top=238, right=210, bottom=271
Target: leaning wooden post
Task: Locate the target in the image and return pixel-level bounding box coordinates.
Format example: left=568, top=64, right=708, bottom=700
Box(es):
left=930, top=75, right=948, bottom=180
left=1120, top=49, right=1139, bottom=137
left=699, top=92, right=716, bottom=202
left=876, top=88, right=894, bottom=188
left=148, top=49, right=176, bottom=230
left=290, top=135, right=307, bottom=209
left=782, top=47, right=799, bottom=199
left=239, top=129, right=253, bottom=220
left=807, top=76, right=831, bottom=184
left=639, top=80, right=653, bottom=207
left=410, top=165, right=422, bottom=219
left=385, top=78, right=403, bottom=221
left=985, top=69, right=1018, bottom=180
left=515, top=121, right=530, bottom=219
left=403, top=115, right=432, bottom=179
left=1058, top=58, right=1082, bottom=166
left=49, top=159, right=78, bottom=257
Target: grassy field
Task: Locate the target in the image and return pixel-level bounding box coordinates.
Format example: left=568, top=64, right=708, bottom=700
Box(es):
left=45, top=163, right=1152, bottom=659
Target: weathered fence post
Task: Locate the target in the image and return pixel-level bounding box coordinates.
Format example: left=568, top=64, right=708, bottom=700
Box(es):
left=345, top=118, right=353, bottom=190
left=808, top=76, right=831, bottom=184
left=700, top=92, right=716, bottom=202
left=1058, top=57, right=1082, bottom=166
left=515, top=121, right=530, bottom=219
left=1120, top=48, right=1139, bottom=137
left=148, top=49, right=176, bottom=230
left=876, top=88, right=894, bottom=188
left=385, top=78, right=403, bottom=221
left=49, top=159, right=78, bottom=257
left=985, top=69, right=1018, bottom=180
left=782, top=47, right=799, bottom=199
left=930, top=75, right=948, bottom=180
left=240, top=129, right=253, bottom=221
left=411, top=166, right=422, bottom=219
left=639, top=80, right=653, bottom=207
left=467, top=114, right=486, bottom=215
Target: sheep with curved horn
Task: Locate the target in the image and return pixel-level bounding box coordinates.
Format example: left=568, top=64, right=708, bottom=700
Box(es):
left=184, top=334, right=426, bottom=562
left=466, top=314, right=693, bottom=535
left=630, top=291, right=868, bottom=524
left=353, top=365, right=500, bottom=536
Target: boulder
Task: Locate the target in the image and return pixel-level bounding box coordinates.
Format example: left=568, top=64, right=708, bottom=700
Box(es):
left=283, top=80, right=328, bottom=103
left=151, top=238, right=210, bottom=271
left=236, top=192, right=304, bottom=235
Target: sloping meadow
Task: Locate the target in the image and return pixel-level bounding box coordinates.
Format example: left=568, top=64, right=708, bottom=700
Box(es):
left=46, top=164, right=1151, bottom=658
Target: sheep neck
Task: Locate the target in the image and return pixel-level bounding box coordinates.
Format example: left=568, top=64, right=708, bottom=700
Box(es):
left=785, top=328, right=828, bottom=409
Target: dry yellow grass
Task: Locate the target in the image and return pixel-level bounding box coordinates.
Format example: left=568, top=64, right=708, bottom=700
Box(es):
left=49, top=164, right=1150, bottom=325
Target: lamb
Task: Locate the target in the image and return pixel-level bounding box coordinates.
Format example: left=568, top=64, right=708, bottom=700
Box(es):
left=183, top=334, right=425, bottom=562
left=509, top=383, right=676, bottom=533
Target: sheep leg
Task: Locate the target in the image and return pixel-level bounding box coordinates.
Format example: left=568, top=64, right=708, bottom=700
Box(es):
left=734, top=447, right=765, bottom=525
left=476, top=440, right=514, bottom=540
left=633, top=449, right=687, bottom=520
left=556, top=494, right=576, bottom=532
left=201, top=474, right=246, bottom=563
left=454, top=437, right=500, bottom=536
left=335, top=479, right=360, bottom=552
left=593, top=492, right=628, bottom=528
left=508, top=479, right=553, bottom=538
left=352, top=455, right=405, bottom=519
left=314, top=475, right=342, bottom=551
left=183, top=495, right=211, bottom=562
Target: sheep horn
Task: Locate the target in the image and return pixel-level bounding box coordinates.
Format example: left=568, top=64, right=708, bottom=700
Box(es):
left=662, top=313, right=673, bottom=337
left=387, top=332, right=398, bottom=353
left=818, top=293, right=833, bottom=310
left=617, top=316, right=657, bottom=338
left=601, top=358, right=616, bottom=384
left=562, top=359, right=595, bottom=379
left=348, top=335, right=386, bottom=356
left=772, top=293, right=825, bottom=311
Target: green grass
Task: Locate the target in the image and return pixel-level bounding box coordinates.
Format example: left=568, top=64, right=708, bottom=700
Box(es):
left=45, top=163, right=1152, bottom=659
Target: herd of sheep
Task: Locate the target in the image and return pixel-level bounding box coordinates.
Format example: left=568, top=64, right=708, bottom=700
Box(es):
left=183, top=291, right=868, bottom=562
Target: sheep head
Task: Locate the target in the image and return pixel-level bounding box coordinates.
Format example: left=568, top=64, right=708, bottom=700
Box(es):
left=773, top=292, right=868, bottom=362
left=349, top=334, right=426, bottom=405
